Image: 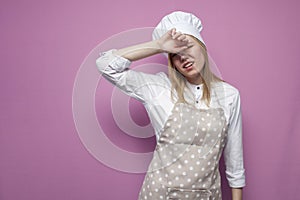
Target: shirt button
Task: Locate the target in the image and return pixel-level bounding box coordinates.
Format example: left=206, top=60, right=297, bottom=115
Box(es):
left=196, top=101, right=199, bottom=103
left=197, top=86, right=200, bottom=90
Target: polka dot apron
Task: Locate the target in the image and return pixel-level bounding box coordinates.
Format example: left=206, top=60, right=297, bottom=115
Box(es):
left=138, top=102, right=228, bottom=200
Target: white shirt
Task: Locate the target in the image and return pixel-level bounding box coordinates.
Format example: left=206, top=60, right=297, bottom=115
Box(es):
left=96, top=49, right=246, bottom=188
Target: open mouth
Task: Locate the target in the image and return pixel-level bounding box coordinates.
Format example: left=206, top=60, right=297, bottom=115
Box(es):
left=183, top=62, right=194, bottom=69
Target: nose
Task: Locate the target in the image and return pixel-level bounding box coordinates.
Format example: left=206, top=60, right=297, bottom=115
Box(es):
left=179, top=54, right=187, bottom=62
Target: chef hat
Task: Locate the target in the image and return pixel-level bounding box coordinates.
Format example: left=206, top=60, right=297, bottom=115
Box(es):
left=152, top=11, right=206, bottom=47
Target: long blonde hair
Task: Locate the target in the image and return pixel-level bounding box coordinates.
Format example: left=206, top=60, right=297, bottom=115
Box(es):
left=168, top=35, right=225, bottom=107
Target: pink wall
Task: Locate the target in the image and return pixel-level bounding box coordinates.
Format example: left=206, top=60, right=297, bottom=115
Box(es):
left=1, top=0, right=300, bottom=199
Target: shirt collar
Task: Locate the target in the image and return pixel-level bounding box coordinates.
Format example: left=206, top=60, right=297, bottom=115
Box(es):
left=186, top=81, right=204, bottom=92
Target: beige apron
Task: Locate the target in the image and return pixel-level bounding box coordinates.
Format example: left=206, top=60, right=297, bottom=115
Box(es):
left=138, top=102, right=228, bottom=200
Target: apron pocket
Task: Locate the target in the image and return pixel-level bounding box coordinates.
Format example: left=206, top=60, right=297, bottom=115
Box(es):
left=166, top=187, right=212, bottom=199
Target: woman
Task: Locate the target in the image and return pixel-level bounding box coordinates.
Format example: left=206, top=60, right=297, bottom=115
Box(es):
left=96, top=11, right=245, bottom=200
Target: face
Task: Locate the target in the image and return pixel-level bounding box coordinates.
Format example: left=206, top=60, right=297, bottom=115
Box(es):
left=170, top=35, right=205, bottom=84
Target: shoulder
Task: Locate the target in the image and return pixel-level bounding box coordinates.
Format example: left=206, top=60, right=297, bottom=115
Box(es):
left=134, top=70, right=170, bottom=86
left=211, top=81, right=241, bottom=110
left=212, top=81, right=240, bottom=98
left=124, top=69, right=171, bottom=95
left=156, top=72, right=170, bottom=84
left=147, top=71, right=171, bottom=90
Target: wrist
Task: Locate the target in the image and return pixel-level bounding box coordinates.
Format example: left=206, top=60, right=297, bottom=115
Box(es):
left=153, top=39, right=165, bottom=54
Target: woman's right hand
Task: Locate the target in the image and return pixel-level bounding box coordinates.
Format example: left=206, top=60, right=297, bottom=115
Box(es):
left=114, top=28, right=192, bottom=62
left=156, top=28, right=192, bottom=54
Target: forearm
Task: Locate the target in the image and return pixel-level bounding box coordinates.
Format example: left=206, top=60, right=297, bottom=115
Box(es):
left=114, top=28, right=191, bottom=62
left=114, top=40, right=163, bottom=62
left=231, top=187, right=243, bottom=200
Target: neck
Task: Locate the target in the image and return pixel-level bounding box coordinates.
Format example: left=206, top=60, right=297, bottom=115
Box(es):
left=187, top=76, right=203, bottom=85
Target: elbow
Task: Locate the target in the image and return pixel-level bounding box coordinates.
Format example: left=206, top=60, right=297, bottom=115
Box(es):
left=95, top=49, right=118, bottom=73
left=95, top=57, right=106, bottom=73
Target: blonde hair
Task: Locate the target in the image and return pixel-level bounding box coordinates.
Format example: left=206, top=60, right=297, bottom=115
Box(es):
left=168, top=35, right=225, bottom=107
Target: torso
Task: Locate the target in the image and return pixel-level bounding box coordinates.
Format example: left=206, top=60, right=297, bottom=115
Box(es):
left=138, top=101, right=228, bottom=199
left=142, top=73, right=238, bottom=142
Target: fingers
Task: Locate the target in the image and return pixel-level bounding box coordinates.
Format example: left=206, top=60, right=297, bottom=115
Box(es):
left=164, top=28, right=192, bottom=53
left=172, top=31, right=182, bottom=39
left=169, top=28, right=188, bottom=41
left=168, top=28, right=176, bottom=36
left=171, top=30, right=189, bottom=43
left=177, top=34, right=187, bottom=41
left=171, top=28, right=176, bottom=36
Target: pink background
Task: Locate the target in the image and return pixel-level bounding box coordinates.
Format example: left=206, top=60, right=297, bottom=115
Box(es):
left=1, top=0, right=300, bottom=199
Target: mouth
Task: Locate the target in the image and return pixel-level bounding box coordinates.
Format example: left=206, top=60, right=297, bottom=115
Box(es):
left=182, top=62, right=194, bottom=70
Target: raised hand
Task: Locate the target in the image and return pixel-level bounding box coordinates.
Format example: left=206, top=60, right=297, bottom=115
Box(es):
left=156, top=28, right=192, bottom=54
left=114, top=28, right=193, bottom=61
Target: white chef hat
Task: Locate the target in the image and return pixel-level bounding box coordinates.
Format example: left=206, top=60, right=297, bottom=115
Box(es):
left=152, top=11, right=206, bottom=47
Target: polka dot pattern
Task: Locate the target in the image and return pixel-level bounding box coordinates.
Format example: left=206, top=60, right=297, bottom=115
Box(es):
left=138, top=103, right=228, bottom=200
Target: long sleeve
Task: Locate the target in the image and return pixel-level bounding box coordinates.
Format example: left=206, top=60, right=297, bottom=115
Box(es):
left=95, top=49, right=168, bottom=103
left=223, top=91, right=246, bottom=188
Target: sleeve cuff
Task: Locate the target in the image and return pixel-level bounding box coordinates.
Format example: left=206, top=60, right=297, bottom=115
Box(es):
left=109, top=49, right=132, bottom=72
left=226, top=169, right=246, bottom=188
left=96, top=49, right=132, bottom=73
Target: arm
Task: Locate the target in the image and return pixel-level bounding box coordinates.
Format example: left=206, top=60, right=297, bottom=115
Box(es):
left=95, top=28, right=193, bottom=102
left=114, top=28, right=192, bottom=61
left=232, top=188, right=243, bottom=200
left=223, top=91, right=246, bottom=199
left=114, top=40, right=162, bottom=61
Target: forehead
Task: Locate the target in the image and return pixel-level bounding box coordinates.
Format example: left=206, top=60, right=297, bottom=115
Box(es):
left=185, top=34, right=206, bottom=50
